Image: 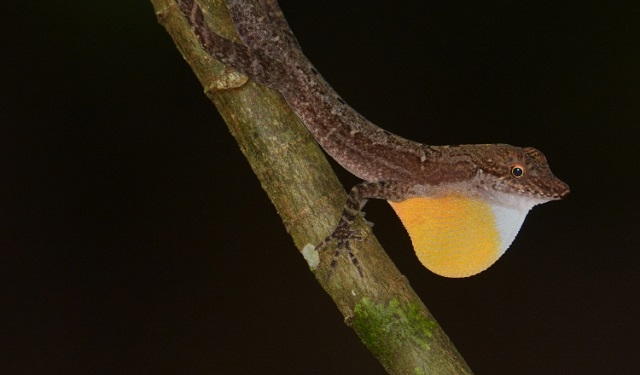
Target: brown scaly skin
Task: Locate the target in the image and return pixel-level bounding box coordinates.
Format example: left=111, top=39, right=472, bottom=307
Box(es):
left=174, top=0, right=570, bottom=274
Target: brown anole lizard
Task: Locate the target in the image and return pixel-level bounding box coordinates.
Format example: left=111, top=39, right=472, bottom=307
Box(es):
left=173, top=0, right=570, bottom=277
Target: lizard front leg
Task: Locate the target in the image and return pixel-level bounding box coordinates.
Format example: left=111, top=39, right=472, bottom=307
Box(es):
left=319, top=181, right=409, bottom=277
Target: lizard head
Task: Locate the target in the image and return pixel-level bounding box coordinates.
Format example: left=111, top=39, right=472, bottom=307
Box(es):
left=474, top=144, right=570, bottom=205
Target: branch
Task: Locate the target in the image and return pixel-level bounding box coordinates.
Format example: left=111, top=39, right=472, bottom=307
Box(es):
left=151, top=0, right=473, bottom=373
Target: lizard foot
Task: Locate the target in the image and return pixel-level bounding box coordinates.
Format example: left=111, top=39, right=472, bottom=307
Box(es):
left=317, top=227, right=365, bottom=277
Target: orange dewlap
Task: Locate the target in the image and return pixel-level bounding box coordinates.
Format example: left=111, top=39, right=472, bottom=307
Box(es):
left=388, top=196, right=503, bottom=278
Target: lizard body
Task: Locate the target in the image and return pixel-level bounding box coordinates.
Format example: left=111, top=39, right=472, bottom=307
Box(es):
left=173, top=0, right=570, bottom=277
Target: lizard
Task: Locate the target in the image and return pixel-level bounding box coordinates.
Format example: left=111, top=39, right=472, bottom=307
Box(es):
left=172, top=0, right=570, bottom=277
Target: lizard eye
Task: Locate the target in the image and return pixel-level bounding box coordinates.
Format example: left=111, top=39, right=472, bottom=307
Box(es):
left=511, top=165, right=525, bottom=178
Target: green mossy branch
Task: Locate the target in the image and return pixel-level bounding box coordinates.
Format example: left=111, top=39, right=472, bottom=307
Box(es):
left=150, top=0, right=473, bottom=373
left=354, top=298, right=437, bottom=369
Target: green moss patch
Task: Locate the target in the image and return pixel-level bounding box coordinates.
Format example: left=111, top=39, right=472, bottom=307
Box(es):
left=353, top=297, right=436, bottom=368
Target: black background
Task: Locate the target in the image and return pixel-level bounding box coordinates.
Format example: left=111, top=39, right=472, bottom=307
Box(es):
left=1, top=1, right=638, bottom=373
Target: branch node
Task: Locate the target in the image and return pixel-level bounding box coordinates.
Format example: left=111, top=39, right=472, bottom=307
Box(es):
left=204, top=68, right=249, bottom=93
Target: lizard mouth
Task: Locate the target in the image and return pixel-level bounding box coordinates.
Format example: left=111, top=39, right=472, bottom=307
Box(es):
left=528, top=174, right=570, bottom=200
left=553, top=180, right=571, bottom=199
left=558, top=187, right=570, bottom=199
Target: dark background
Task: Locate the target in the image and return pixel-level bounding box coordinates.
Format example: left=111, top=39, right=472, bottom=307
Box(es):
left=1, top=1, right=637, bottom=373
